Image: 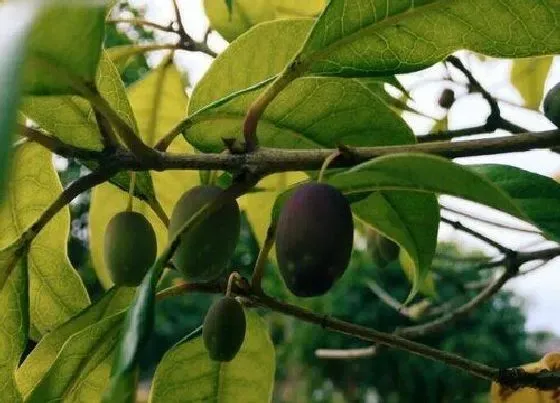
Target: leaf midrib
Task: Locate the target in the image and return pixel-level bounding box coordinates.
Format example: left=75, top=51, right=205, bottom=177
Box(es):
left=302, top=0, right=450, bottom=66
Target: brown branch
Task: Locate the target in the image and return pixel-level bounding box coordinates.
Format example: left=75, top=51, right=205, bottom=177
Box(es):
left=441, top=216, right=513, bottom=254
left=397, top=262, right=518, bottom=338
left=19, top=125, right=105, bottom=161
left=24, top=168, right=117, bottom=243
left=250, top=292, right=498, bottom=381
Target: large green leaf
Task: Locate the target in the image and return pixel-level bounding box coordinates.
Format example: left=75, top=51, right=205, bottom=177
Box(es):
left=327, top=154, right=524, bottom=218
left=471, top=164, right=560, bottom=241
left=24, top=312, right=125, bottom=402
left=24, top=2, right=106, bottom=95
left=0, top=2, right=38, bottom=204
left=16, top=287, right=134, bottom=398
left=0, top=143, right=89, bottom=335
left=352, top=191, right=439, bottom=297
left=90, top=63, right=198, bottom=288
left=295, top=0, right=560, bottom=77
left=511, top=56, right=554, bottom=110
left=204, top=0, right=325, bottom=42
left=150, top=311, right=275, bottom=402
left=188, top=19, right=413, bottom=152
left=0, top=255, right=28, bottom=403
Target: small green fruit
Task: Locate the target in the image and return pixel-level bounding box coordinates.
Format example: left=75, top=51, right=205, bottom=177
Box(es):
left=203, top=296, right=246, bottom=362
left=275, top=183, right=354, bottom=297
left=368, top=230, right=399, bottom=268
left=544, top=81, right=560, bottom=127
left=169, top=185, right=240, bottom=281
left=438, top=88, right=455, bottom=109
left=104, top=211, right=157, bottom=287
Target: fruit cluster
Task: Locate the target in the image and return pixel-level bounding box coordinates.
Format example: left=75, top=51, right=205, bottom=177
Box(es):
left=102, top=179, right=402, bottom=361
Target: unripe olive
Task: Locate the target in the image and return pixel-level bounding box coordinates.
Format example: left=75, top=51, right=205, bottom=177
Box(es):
left=369, top=230, right=399, bottom=268
left=168, top=185, right=240, bottom=282
left=104, top=211, right=157, bottom=287
left=438, top=88, right=455, bottom=109
left=203, top=296, right=246, bottom=362
left=544, top=81, right=560, bottom=127
left=275, top=183, right=354, bottom=297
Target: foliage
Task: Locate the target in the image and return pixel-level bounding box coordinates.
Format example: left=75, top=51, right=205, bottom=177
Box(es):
left=0, top=0, right=559, bottom=401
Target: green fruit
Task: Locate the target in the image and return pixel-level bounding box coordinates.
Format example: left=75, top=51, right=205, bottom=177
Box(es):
left=438, top=88, right=455, bottom=109
left=168, top=185, right=240, bottom=281
left=275, top=183, right=354, bottom=297
left=104, top=211, right=157, bottom=287
left=368, top=230, right=399, bottom=268
left=544, top=81, right=560, bottom=127
left=203, top=296, right=246, bottom=362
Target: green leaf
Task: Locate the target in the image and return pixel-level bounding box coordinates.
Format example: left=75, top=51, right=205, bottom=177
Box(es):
left=22, top=50, right=137, bottom=151
left=0, top=2, right=38, bottom=204
left=188, top=20, right=413, bottom=153
left=25, top=312, right=125, bottom=403
left=470, top=164, right=560, bottom=241
left=0, top=143, right=89, bottom=335
left=150, top=311, right=275, bottom=402
left=24, top=2, right=106, bottom=95
left=327, top=154, right=524, bottom=218
left=204, top=0, right=324, bottom=42
left=0, top=255, right=28, bottom=403
left=103, top=264, right=160, bottom=402
left=511, top=56, right=554, bottom=110
left=352, top=191, right=439, bottom=299
left=21, top=51, right=157, bottom=206
left=296, top=0, right=560, bottom=77
left=16, top=287, right=134, bottom=398
left=90, top=63, right=198, bottom=288
left=127, top=62, right=199, bottom=214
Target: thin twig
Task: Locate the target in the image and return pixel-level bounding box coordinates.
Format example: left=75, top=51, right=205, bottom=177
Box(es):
left=441, top=205, right=542, bottom=235
left=397, top=262, right=518, bottom=338
left=315, top=346, right=377, bottom=359
left=19, top=125, right=105, bottom=161
left=250, top=224, right=276, bottom=293
left=441, top=216, right=513, bottom=254
left=107, top=18, right=175, bottom=33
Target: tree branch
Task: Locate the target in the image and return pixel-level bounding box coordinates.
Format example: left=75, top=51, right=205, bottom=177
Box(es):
left=19, top=125, right=105, bottom=161
left=441, top=216, right=513, bottom=254
left=107, top=18, right=175, bottom=33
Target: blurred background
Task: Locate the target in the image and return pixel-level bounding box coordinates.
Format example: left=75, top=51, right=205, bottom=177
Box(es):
left=57, top=1, right=560, bottom=402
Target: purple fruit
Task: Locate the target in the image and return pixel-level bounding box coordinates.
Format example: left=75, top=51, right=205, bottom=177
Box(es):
left=275, top=183, right=354, bottom=297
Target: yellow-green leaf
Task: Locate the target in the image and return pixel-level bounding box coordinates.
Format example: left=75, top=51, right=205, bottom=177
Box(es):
left=16, top=287, right=134, bottom=398
left=0, top=143, right=89, bottom=335
left=204, top=0, right=325, bottom=42
left=24, top=2, right=106, bottom=95
left=24, top=312, right=125, bottom=403
left=0, top=255, right=28, bottom=403
left=511, top=56, right=554, bottom=110
left=150, top=311, right=275, bottom=402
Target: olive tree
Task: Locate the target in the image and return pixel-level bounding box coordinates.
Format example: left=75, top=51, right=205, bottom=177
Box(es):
left=1, top=0, right=560, bottom=402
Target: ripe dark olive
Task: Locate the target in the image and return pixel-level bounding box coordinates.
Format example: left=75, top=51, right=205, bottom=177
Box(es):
left=168, top=185, right=240, bottom=282
left=438, top=88, right=455, bottom=109
left=544, top=81, right=560, bottom=127
left=368, top=230, right=399, bottom=268
left=275, top=183, right=354, bottom=297
left=203, top=296, right=246, bottom=362
left=104, top=211, right=157, bottom=287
